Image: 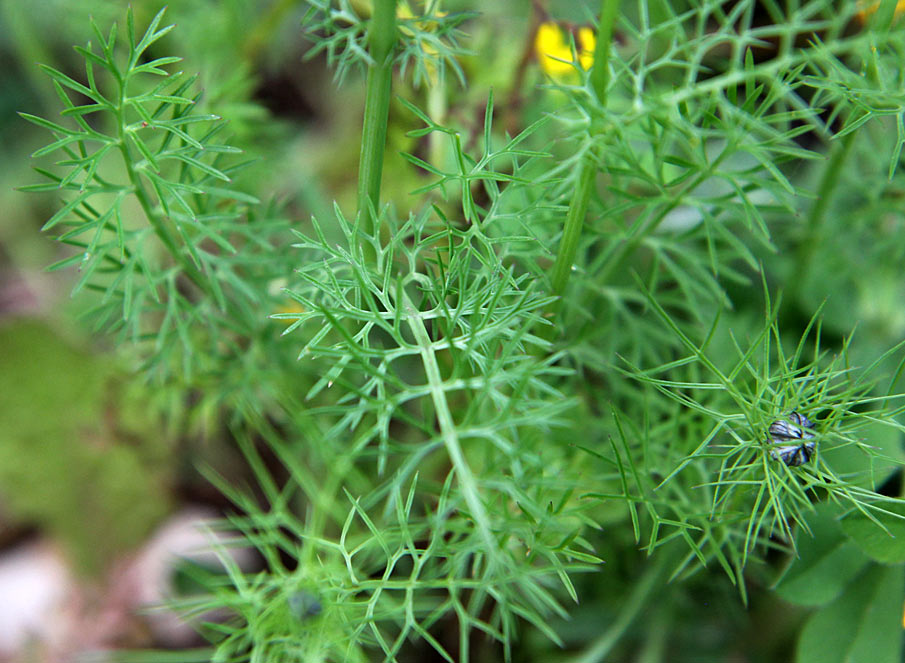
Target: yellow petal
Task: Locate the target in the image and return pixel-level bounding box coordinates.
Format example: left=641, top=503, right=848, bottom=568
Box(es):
left=578, top=26, right=596, bottom=70
left=535, top=22, right=576, bottom=76
left=535, top=22, right=596, bottom=77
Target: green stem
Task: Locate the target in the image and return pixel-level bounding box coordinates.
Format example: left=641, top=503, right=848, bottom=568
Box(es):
left=786, top=131, right=856, bottom=308
left=114, top=82, right=210, bottom=296
left=595, top=143, right=731, bottom=288
left=565, top=554, right=668, bottom=663
left=785, top=11, right=880, bottom=309
left=403, top=290, right=497, bottom=558
left=589, top=0, right=619, bottom=105
left=357, top=0, right=398, bottom=240
left=550, top=164, right=595, bottom=297
left=548, top=0, right=620, bottom=304
left=427, top=83, right=447, bottom=173
left=549, top=91, right=726, bottom=335
left=801, top=131, right=856, bottom=263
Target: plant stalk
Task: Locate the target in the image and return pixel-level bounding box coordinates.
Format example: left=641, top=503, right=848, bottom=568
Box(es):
left=357, top=0, right=398, bottom=240
left=403, top=291, right=497, bottom=558
left=550, top=164, right=595, bottom=297
left=594, top=137, right=731, bottom=288
left=788, top=130, right=856, bottom=306
left=548, top=0, right=620, bottom=304
left=565, top=553, right=669, bottom=663
left=589, top=0, right=620, bottom=106
left=114, top=87, right=210, bottom=297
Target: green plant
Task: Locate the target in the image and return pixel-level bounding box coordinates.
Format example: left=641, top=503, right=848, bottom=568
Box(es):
left=18, top=0, right=905, bottom=661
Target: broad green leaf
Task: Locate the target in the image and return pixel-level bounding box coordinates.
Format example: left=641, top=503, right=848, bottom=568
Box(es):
left=774, top=503, right=870, bottom=606
left=820, top=420, right=905, bottom=490
left=796, top=564, right=904, bottom=663
left=841, top=502, right=905, bottom=565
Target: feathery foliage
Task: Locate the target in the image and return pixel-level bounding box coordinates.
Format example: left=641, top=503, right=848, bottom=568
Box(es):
left=18, top=0, right=905, bottom=661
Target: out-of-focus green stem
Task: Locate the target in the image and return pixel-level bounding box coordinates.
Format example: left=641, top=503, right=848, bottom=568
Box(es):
left=791, top=131, right=856, bottom=291
left=549, top=0, right=619, bottom=302
left=565, top=553, right=669, bottom=663
left=788, top=9, right=891, bottom=311
left=356, top=0, right=398, bottom=242
left=550, top=165, right=595, bottom=297
left=427, top=84, right=447, bottom=174
left=242, top=0, right=298, bottom=61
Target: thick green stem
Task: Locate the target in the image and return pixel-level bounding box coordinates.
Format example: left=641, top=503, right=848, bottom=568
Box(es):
left=589, top=0, right=619, bottom=105
left=356, top=0, right=398, bottom=239
left=548, top=0, right=620, bottom=303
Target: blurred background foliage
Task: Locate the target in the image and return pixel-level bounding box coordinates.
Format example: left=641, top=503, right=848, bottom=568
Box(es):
left=1, top=0, right=904, bottom=661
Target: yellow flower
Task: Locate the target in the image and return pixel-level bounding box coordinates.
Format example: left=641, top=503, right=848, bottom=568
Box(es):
left=856, top=0, right=905, bottom=21
left=535, top=22, right=596, bottom=77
